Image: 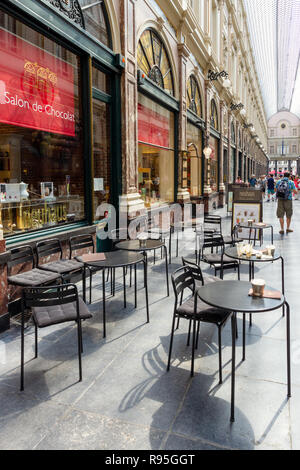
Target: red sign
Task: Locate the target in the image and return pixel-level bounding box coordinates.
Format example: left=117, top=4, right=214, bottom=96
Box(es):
left=0, top=28, right=75, bottom=136
left=138, top=103, right=169, bottom=148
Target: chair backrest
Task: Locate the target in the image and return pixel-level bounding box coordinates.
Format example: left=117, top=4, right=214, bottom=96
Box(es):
left=182, top=257, right=204, bottom=286
left=204, top=215, right=222, bottom=233
left=23, top=283, right=79, bottom=311
left=171, top=266, right=195, bottom=306
left=36, top=238, right=63, bottom=265
left=69, top=234, right=94, bottom=258
left=7, top=245, right=35, bottom=274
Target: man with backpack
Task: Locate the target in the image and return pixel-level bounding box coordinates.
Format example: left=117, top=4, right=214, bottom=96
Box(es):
left=276, top=171, right=297, bottom=234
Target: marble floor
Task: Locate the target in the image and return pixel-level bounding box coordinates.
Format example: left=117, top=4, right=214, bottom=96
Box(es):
left=0, top=196, right=299, bottom=450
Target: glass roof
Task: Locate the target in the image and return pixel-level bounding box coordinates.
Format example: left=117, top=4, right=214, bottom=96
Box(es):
left=244, top=0, right=300, bottom=119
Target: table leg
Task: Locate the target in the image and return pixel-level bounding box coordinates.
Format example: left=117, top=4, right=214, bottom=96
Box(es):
left=243, top=313, right=246, bottom=361
left=231, top=312, right=237, bottom=422
left=271, top=225, right=274, bottom=244
left=144, top=259, right=149, bottom=323
left=281, top=256, right=285, bottom=317
left=123, top=266, right=126, bottom=308
left=164, top=245, right=169, bottom=296
left=102, top=268, right=106, bottom=338
left=169, top=227, right=172, bottom=264
left=82, top=264, right=86, bottom=303
left=285, top=300, right=291, bottom=398
left=134, top=263, right=137, bottom=308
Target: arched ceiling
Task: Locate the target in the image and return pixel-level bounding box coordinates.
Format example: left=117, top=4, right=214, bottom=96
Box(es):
left=244, top=0, right=300, bottom=119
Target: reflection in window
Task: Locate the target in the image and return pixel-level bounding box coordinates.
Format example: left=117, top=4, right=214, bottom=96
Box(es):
left=187, top=75, right=202, bottom=117
left=138, top=94, right=174, bottom=206
left=0, top=13, right=84, bottom=237
left=210, top=99, right=219, bottom=130
left=137, top=29, right=174, bottom=96
left=79, top=0, right=111, bottom=48
left=186, top=122, right=202, bottom=196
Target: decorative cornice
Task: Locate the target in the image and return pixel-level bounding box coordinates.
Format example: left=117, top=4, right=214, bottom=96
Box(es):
left=48, top=0, right=85, bottom=28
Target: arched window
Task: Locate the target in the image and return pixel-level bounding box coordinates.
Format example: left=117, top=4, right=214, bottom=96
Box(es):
left=210, top=99, right=219, bottom=130
left=79, top=0, right=112, bottom=48
left=187, top=75, right=202, bottom=117
left=137, top=29, right=174, bottom=95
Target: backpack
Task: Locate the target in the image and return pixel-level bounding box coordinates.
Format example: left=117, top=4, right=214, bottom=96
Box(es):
left=276, top=179, right=290, bottom=199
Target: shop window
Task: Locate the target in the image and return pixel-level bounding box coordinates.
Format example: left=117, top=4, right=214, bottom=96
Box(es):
left=231, top=121, right=236, bottom=144
left=138, top=94, right=174, bottom=206
left=186, top=123, right=202, bottom=196
left=137, top=29, right=174, bottom=96
left=209, top=135, right=219, bottom=192
left=210, top=99, right=219, bottom=130
left=0, top=13, right=85, bottom=237
left=79, top=0, right=111, bottom=48
left=187, top=75, right=202, bottom=117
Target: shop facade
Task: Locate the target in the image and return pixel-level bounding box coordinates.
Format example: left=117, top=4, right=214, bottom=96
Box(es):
left=0, top=0, right=269, bottom=332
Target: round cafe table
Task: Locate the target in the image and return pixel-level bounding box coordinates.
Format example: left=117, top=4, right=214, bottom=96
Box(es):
left=237, top=222, right=273, bottom=246
left=196, top=280, right=291, bottom=422
left=115, top=239, right=169, bottom=297
left=225, top=246, right=285, bottom=321
left=77, top=250, right=149, bottom=338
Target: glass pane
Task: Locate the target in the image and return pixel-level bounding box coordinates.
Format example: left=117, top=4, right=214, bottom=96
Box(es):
left=137, top=42, right=150, bottom=75
left=92, top=67, right=110, bottom=94
left=209, top=136, right=219, bottom=192
left=0, top=14, right=85, bottom=237
left=138, top=94, right=174, bottom=206
left=140, top=30, right=154, bottom=69
left=79, top=0, right=111, bottom=48
left=187, top=122, right=202, bottom=196
left=92, top=96, right=110, bottom=220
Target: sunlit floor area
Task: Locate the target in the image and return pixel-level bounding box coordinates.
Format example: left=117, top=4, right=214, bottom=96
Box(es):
left=0, top=198, right=299, bottom=450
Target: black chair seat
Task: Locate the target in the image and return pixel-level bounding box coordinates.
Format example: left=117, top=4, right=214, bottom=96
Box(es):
left=204, top=254, right=236, bottom=264
left=223, top=235, right=234, bottom=245
left=8, top=269, right=61, bottom=287
left=176, top=297, right=231, bottom=325
left=38, top=259, right=84, bottom=274
left=32, top=296, right=92, bottom=328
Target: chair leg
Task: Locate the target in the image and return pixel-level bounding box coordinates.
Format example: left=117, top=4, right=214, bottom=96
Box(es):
left=191, top=319, right=196, bottom=377
left=106, top=268, right=110, bottom=282
left=195, top=321, right=200, bottom=349
left=237, top=263, right=240, bottom=280
left=89, top=270, right=92, bottom=304
left=167, top=314, right=177, bottom=371
left=76, top=319, right=83, bottom=382
left=35, top=322, right=38, bottom=359
left=20, top=306, right=25, bottom=391
left=187, top=319, right=192, bottom=346
left=218, top=326, right=222, bottom=384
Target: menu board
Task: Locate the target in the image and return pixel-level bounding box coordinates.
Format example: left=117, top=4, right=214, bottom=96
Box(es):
left=232, top=202, right=262, bottom=240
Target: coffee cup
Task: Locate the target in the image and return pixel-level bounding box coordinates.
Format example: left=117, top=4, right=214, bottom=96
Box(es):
left=256, top=252, right=262, bottom=259
left=248, top=219, right=254, bottom=227
left=251, top=279, right=265, bottom=297
left=268, top=245, right=275, bottom=257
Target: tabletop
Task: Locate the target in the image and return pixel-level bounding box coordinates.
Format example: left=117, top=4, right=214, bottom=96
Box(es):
left=238, top=222, right=272, bottom=230
left=196, top=280, right=284, bottom=313
left=77, top=250, right=144, bottom=268
left=225, top=246, right=281, bottom=262
left=115, top=239, right=165, bottom=251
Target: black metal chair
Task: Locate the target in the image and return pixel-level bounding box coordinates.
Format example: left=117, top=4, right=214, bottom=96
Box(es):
left=20, top=283, right=92, bottom=391
left=36, top=238, right=85, bottom=300
left=198, top=234, right=240, bottom=279
left=69, top=234, right=104, bottom=304
left=7, top=245, right=61, bottom=289
left=167, top=266, right=232, bottom=382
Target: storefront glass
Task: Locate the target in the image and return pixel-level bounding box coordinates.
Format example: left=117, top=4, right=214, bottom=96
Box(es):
left=0, top=12, right=84, bottom=237
left=186, top=122, right=202, bottom=196
left=138, top=94, right=174, bottom=206
left=230, top=147, right=236, bottom=183
left=209, top=135, right=219, bottom=192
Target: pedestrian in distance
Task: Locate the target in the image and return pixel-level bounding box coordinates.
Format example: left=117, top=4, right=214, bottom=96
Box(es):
left=276, top=171, right=297, bottom=234
left=266, top=174, right=275, bottom=202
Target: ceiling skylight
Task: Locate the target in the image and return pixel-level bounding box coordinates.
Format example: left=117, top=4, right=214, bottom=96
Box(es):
left=243, top=0, right=300, bottom=119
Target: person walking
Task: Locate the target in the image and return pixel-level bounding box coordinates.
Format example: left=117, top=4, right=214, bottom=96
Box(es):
left=276, top=171, right=297, bottom=234
left=249, top=174, right=257, bottom=187
left=267, top=174, right=275, bottom=202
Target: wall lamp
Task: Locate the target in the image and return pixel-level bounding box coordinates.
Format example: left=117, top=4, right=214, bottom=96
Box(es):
left=244, top=123, right=253, bottom=129
left=208, top=69, right=231, bottom=88
left=230, top=103, right=244, bottom=111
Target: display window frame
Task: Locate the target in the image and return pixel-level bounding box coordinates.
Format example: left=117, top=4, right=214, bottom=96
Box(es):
left=0, top=1, right=123, bottom=245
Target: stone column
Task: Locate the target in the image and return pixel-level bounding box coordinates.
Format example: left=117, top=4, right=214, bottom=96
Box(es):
left=177, top=42, right=191, bottom=204
left=119, top=0, right=145, bottom=219
left=219, top=99, right=226, bottom=206
left=203, top=80, right=212, bottom=196
left=228, top=110, right=232, bottom=182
